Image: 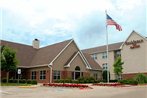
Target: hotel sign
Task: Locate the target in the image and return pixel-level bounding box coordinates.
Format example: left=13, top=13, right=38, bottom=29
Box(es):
left=125, top=39, right=143, bottom=49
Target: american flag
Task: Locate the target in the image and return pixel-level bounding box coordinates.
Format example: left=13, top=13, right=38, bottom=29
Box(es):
left=106, top=14, right=122, bottom=31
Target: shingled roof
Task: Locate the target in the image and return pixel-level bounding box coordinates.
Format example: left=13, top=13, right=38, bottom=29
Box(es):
left=82, top=42, right=123, bottom=54
left=1, top=39, right=102, bottom=70
left=83, top=53, right=102, bottom=70
left=1, top=39, right=72, bottom=67
left=30, top=39, right=72, bottom=66
left=1, top=40, right=37, bottom=67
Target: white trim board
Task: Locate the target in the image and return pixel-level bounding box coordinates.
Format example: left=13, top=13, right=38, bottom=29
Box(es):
left=64, top=51, right=91, bottom=69
left=49, top=39, right=73, bottom=66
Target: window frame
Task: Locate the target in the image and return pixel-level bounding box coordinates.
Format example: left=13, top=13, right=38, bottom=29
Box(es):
left=53, top=70, right=60, bottom=80
left=31, top=71, right=36, bottom=80
left=102, top=52, right=107, bottom=59
left=40, top=70, right=46, bottom=80
left=102, top=63, right=108, bottom=70
left=91, top=54, right=97, bottom=60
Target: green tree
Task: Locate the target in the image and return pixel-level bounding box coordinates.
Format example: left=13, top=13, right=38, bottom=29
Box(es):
left=113, top=57, right=124, bottom=80
left=0, top=46, right=18, bottom=83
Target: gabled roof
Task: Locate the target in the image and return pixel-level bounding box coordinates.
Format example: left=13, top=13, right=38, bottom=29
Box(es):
left=0, top=39, right=102, bottom=70
left=64, top=51, right=102, bottom=70
left=82, top=42, right=123, bottom=54
left=1, top=40, right=37, bottom=67
left=64, top=51, right=91, bottom=69
left=83, top=53, right=102, bottom=70
left=0, top=39, right=72, bottom=67
left=31, top=39, right=72, bottom=66
left=120, top=30, right=147, bottom=49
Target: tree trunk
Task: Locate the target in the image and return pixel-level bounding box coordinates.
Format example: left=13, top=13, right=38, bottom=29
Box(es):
left=6, top=72, right=9, bottom=83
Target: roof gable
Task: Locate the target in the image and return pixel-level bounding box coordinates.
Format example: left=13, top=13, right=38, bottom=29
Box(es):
left=31, top=39, right=73, bottom=66
left=64, top=51, right=91, bottom=69
left=120, top=30, right=147, bottom=49
left=83, top=53, right=102, bottom=70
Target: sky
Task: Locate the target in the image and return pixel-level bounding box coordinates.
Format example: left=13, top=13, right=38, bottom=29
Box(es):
left=0, top=0, right=146, bottom=49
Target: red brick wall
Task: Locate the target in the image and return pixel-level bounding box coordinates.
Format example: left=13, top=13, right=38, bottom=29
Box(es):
left=35, top=69, right=50, bottom=83
left=122, top=72, right=147, bottom=79
left=61, top=71, right=90, bottom=79
left=83, top=72, right=90, bottom=77
left=1, top=71, right=7, bottom=79
left=1, top=71, right=16, bottom=79
left=61, top=70, right=68, bottom=79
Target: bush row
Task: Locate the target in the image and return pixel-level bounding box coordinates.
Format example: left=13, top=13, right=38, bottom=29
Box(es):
left=119, top=74, right=147, bottom=85
left=102, top=79, right=118, bottom=83
left=119, top=79, right=138, bottom=85
left=1, top=78, right=37, bottom=85
left=54, top=77, right=100, bottom=83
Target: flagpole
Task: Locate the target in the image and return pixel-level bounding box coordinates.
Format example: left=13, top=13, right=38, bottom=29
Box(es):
left=105, top=10, right=109, bottom=83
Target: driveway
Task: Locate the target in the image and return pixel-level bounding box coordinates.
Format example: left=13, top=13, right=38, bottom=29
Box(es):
left=1, top=85, right=147, bottom=98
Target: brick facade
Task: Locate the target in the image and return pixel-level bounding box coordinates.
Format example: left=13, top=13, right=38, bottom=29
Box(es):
left=122, top=72, right=147, bottom=79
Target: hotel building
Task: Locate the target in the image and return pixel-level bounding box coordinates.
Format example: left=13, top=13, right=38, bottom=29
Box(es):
left=1, top=30, right=146, bottom=82
left=1, top=39, right=102, bottom=83
left=83, top=31, right=147, bottom=80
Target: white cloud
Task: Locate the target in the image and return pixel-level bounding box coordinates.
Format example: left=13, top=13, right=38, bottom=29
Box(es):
left=1, top=0, right=146, bottom=49
left=1, top=0, right=114, bottom=30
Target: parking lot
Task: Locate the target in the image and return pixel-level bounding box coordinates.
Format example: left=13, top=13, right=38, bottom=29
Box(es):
left=1, top=85, right=147, bottom=98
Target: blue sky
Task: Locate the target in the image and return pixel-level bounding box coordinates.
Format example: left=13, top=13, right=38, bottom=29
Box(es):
left=0, top=0, right=146, bottom=49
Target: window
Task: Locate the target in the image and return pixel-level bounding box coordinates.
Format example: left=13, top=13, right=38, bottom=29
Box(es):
left=91, top=54, right=97, bottom=60
left=31, top=71, right=36, bottom=80
left=102, top=52, right=107, bottom=59
left=75, top=66, right=80, bottom=71
left=102, top=63, right=108, bottom=70
left=116, top=51, right=121, bottom=56
left=40, top=70, right=46, bottom=80
left=53, top=70, right=60, bottom=80
left=114, top=50, right=121, bottom=59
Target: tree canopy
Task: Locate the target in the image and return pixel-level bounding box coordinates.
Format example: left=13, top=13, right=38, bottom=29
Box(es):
left=1, top=46, right=18, bottom=71
left=1, top=45, right=18, bottom=82
left=113, top=57, right=124, bottom=80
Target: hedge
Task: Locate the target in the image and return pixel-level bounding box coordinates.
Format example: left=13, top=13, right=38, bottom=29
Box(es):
left=1, top=78, right=37, bottom=85
left=119, top=73, right=147, bottom=85
left=134, top=73, right=147, bottom=84
left=54, top=77, right=100, bottom=84
left=119, top=79, right=138, bottom=85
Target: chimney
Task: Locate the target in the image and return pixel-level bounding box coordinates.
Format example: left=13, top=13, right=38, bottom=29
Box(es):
left=32, top=39, right=40, bottom=49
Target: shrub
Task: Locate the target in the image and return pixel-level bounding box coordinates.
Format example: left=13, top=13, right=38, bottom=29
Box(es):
left=31, top=80, right=37, bottom=84
left=54, top=80, right=60, bottom=83
left=27, top=80, right=32, bottom=84
left=9, top=79, right=17, bottom=83
left=1, top=78, right=7, bottom=83
left=64, top=79, right=72, bottom=83
left=87, top=77, right=96, bottom=83
left=119, top=79, right=138, bottom=85
left=110, top=80, right=118, bottom=82
left=134, top=74, right=147, bottom=84
left=55, top=77, right=99, bottom=84
left=77, top=77, right=96, bottom=83
left=19, top=79, right=27, bottom=83
left=72, top=80, right=79, bottom=84
left=78, top=77, right=85, bottom=83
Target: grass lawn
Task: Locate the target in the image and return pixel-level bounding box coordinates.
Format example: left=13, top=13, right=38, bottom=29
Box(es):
left=1, top=83, right=32, bottom=86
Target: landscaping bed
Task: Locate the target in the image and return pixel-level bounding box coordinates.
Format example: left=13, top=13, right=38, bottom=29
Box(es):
left=43, top=83, right=89, bottom=88
left=93, top=83, right=124, bottom=87
left=1, top=83, right=32, bottom=86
